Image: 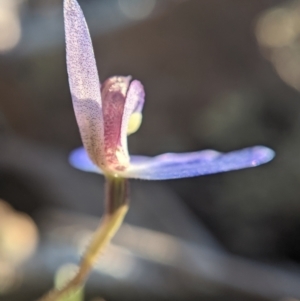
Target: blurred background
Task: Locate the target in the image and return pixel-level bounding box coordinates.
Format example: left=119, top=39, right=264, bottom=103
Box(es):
left=1, top=0, right=300, bottom=300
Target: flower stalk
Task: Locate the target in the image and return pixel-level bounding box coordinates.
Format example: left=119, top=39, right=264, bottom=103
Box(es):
left=38, top=176, right=129, bottom=301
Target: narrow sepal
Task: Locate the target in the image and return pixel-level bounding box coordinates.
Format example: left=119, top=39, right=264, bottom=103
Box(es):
left=64, top=0, right=104, bottom=167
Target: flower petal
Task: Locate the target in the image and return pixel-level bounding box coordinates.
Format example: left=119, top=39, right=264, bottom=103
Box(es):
left=69, top=147, right=102, bottom=173
left=120, top=80, right=145, bottom=148
left=125, top=80, right=145, bottom=114
left=99, top=78, right=145, bottom=172
left=69, top=146, right=275, bottom=180
left=68, top=147, right=148, bottom=174
left=101, top=76, right=131, bottom=171
left=125, top=146, right=275, bottom=180
left=64, top=0, right=104, bottom=167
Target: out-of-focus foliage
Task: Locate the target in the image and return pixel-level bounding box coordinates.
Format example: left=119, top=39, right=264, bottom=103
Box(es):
left=256, top=0, right=300, bottom=91
left=55, top=264, right=84, bottom=301
left=0, top=199, right=38, bottom=295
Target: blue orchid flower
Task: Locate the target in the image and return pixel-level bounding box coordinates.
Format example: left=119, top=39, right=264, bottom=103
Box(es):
left=65, top=0, right=275, bottom=180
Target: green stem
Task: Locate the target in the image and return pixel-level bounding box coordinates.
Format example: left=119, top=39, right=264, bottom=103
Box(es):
left=38, top=176, right=129, bottom=301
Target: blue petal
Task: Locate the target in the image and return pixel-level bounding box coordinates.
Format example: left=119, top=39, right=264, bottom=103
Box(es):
left=69, top=147, right=102, bottom=173
left=126, top=146, right=275, bottom=180
left=69, top=146, right=275, bottom=180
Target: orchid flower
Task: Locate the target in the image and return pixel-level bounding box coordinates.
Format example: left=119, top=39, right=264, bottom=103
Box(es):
left=38, top=1, right=274, bottom=300
left=65, top=0, right=274, bottom=180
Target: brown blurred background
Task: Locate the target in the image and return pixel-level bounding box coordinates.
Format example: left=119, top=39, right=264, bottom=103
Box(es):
left=2, top=0, right=300, bottom=300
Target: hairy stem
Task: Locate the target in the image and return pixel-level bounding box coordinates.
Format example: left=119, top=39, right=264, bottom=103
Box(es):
left=38, top=176, right=129, bottom=301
